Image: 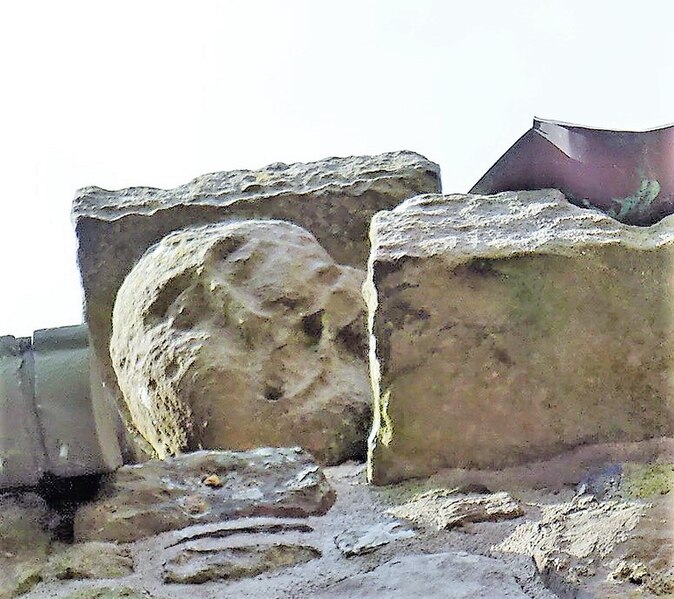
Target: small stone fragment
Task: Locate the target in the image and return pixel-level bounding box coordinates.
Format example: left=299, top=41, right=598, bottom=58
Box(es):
left=162, top=543, right=321, bottom=583
left=334, top=521, right=416, bottom=557
left=389, top=490, right=524, bottom=530
left=202, top=474, right=223, bottom=488
left=609, top=559, right=649, bottom=584
left=575, top=464, right=623, bottom=499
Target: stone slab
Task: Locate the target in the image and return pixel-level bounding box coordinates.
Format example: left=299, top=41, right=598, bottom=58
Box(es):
left=366, top=190, right=674, bottom=484
left=74, top=447, right=336, bottom=542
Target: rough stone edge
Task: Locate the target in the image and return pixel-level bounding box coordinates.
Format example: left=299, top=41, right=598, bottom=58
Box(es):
left=364, top=189, right=674, bottom=483
left=72, top=151, right=441, bottom=222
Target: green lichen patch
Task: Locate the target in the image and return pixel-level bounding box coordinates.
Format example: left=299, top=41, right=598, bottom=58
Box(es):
left=621, top=463, right=674, bottom=499
left=11, top=564, right=43, bottom=597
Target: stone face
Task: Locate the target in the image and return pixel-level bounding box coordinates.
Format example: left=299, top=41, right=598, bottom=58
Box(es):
left=74, top=448, right=335, bottom=543
left=73, top=152, right=440, bottom=455
left=366, top=190, right=674, bottom=484
left=314, top=552, right=530, bottom=598
left=389, top=490, right=524, bottom=531
left=162, top=544, right=321, bottom=584
left=110, top=220, right=370, bottom=464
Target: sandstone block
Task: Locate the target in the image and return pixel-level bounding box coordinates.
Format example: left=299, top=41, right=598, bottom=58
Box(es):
left=72, top=152, right=440, bottom=454
left=366, top=190, right=674, bottom=484
left=110, top=220, right=370, bottom=464
left=73, top=448, right=335, bottom=542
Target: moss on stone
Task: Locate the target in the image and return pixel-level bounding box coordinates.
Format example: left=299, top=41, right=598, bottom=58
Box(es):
left=621, top=463, right=674, bottom=499
left=11, top=564, right=43, bottom=597
left=63, top=587, right=154, bottom=599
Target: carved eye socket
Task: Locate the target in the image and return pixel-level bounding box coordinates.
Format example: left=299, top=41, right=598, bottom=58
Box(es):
left=301, top=311, right=324, bottom=344
left=264, top=386, right=283, bottom=402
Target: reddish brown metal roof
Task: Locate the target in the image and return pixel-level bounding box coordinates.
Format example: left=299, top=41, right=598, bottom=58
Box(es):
left=471, top=118, right=674, bottom=225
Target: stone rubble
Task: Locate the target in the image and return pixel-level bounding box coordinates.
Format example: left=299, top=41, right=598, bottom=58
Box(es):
left=334, top=520, right=416, bottom=557
left=389, top=489, right=525, bottom=530
left=3, top=152, right=674, bottom=598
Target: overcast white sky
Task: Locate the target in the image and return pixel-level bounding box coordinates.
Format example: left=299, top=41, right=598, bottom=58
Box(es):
left=1, top=0, right=673, bottom=336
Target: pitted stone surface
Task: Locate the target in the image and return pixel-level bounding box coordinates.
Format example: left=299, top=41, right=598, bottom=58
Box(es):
left=73, top=151, right=440, bottom=458
left=366, top=190, right=674, bottom=484
left=110, top=220, right=370, bottom=463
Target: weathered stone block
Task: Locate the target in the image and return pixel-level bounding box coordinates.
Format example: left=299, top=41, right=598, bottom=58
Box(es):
left=72, top=153, right=440, bottom=447
left=366, top=190, right=674, bottom=484
left=0, top=336, right=44, bottom=487
left=74, top=447, right=335, bottom=542
left=0, top=326, right=121, bottom=490
left=33, top=325, right=121, bottom=477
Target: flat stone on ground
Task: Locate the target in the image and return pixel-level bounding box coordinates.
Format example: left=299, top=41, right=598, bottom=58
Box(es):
left=73, top=448, right=335, bottom=543
left=315, top=552, right=530, bottom=598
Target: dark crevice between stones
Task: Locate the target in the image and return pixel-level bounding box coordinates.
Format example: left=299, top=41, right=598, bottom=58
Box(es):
left=166, top=522, right=314, bottom=548
left=36, top=472, right=104, bottom=542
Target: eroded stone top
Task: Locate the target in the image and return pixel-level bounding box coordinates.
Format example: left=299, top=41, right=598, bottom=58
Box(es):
left=371, top=190, right=674, bottom=267
left=73, top=151, right=440, bottom=221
